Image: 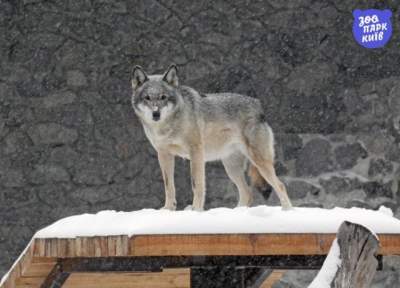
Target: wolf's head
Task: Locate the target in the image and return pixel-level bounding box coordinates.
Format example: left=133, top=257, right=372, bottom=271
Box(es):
left=131, top=65, right=181, bottom=123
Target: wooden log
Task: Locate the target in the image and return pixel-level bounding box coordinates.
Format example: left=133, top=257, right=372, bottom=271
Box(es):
left=333, top=221, right=380, bottom=288
left=309, top=221, right=380, bottom=288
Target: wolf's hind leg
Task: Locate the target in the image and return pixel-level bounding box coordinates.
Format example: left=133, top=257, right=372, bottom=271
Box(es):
left=244, top=123, right=293, bottom=210
left=252, top=160, right=292, bottom=210
left=222, top=153, right=253, bottom=207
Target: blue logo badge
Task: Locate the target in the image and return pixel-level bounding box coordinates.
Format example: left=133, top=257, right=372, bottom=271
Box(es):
left=352, top=9, right=392, bottom=48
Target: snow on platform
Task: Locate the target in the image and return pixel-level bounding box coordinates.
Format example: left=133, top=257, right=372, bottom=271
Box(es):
left=35, top=205, right=400, bottom=238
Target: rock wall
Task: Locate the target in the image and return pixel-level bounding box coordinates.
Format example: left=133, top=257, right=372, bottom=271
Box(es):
left=0, top=0, right=399, bottom=286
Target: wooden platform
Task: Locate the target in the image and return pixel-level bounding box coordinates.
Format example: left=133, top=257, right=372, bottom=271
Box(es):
left=1, top=233, right=400, bottom=288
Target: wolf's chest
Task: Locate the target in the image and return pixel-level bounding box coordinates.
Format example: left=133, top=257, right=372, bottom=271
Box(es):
left=143, top=125, right=189, bottom=156
left=143, top=126, right=168, bottom=145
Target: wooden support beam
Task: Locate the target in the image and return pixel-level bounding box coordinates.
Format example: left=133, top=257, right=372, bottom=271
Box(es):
left=259, top=270, right=286, bottom=288
left=245, top=269, right=272, bottom=288
left=59, top=255, right=328, bottom=272
left=62, top=269, right=190, bottom=288
left=40, top=263, right=70, bottom=288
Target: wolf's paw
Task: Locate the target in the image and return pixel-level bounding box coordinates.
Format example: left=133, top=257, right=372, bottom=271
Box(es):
left=236, top=200, right=252, bottom=208
left=160, top=204, right=176, bottom=211
left=281, top=205, right=294, bottom=211
left=184, top=205, right=204, bottom=212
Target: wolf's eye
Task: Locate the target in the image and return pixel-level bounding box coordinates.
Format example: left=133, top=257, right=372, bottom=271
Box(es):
left=160, top=95, right=167, bottom=100
left=144, top=95, right=150, bottom=101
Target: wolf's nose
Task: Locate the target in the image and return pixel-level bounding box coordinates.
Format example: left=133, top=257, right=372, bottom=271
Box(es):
left=152, top=111, right=160, bottom=121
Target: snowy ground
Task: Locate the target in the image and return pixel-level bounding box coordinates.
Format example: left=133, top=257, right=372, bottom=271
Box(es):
left=35, top=205, right=400, bottom=238
left=308, top=239, right=341, bottom=288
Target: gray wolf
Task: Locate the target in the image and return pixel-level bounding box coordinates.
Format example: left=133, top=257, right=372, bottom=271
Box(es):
left=131, top=64, right=292, bottom=211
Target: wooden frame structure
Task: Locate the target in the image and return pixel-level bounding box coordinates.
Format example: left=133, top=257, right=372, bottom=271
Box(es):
left=1, top=233, right=399, bottom=288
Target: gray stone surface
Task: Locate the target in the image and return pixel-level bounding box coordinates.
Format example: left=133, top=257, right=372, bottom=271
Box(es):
left=287, top=180, right=320, bottom=199
left=320, top=176, right=361, bottom=195
left=334, top=142, right=368, bottom=170
left=0, top=0, right=400, bottom=286
left=27, top=123, right=78, bottom=145
left=363, top=181, right=394, bottom=199
left=368, top=158, right=394, bottom=178
left=296, top=138, right=334, bottom=177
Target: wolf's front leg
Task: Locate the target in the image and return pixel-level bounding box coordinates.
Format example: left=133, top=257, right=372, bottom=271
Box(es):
left=190, top=145, right=205, bottom=211
left=158, top=150, right=176, bottom=210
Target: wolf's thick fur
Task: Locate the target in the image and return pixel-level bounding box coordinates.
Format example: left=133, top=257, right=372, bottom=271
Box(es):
left=131, top=65, right=292, bottom=211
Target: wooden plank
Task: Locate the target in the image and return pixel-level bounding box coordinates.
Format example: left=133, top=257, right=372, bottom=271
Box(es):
left=32, top=236, right=130, bottom=258
left=33, top=239, right=45, bottom=258
left=108, top=236, right=116, bottom=256
left=45, top=239, right=52, bottom=258
left=21, top=262, right=56, bottom=277
left=76, top=237, right=83, bottom=257
left=93, top=237, right=102, bottom=257
left=62, top=269, right=190, bottom=288
left=129, top=234, right=337, bottom=256
left=15, top=276, right=45, bottom=287
left=260, top=270, right=286, bottom=288
left=378, top=234, right=400, bottom=255
left=116, top=236, right=129, bottom=256
left=31, top=258, right=57, bottom=264
left=68, top=238, right=76, bottom=258
left=57, top=239, right=68, bottom=257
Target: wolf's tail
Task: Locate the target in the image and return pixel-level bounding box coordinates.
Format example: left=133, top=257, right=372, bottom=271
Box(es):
left=248, top=163, right=272, bottom=199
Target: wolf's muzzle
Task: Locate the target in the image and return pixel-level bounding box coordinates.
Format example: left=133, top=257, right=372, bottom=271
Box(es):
left=152, top=111, right=160, bottom=121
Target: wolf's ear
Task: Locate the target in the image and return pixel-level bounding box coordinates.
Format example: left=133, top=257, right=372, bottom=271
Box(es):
left=131, top=66, right=148, bottom=90
left=162, top=64, right=179, bottom=87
